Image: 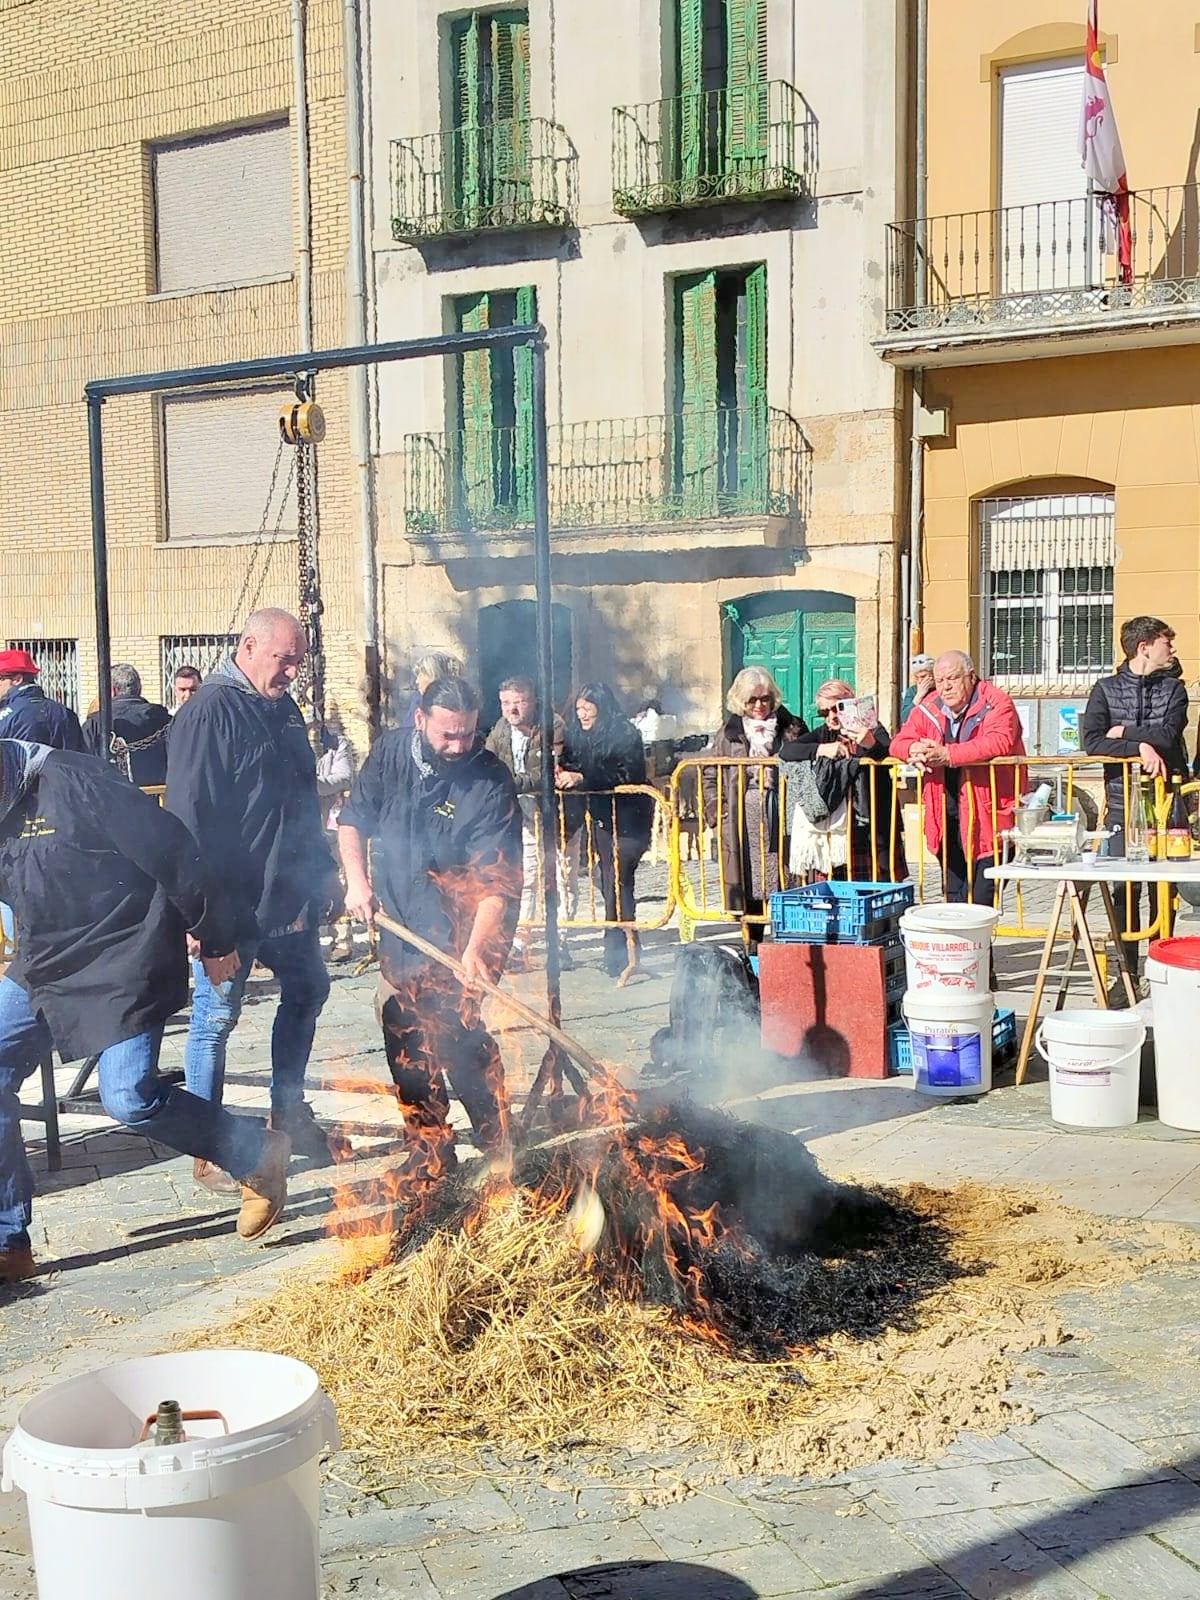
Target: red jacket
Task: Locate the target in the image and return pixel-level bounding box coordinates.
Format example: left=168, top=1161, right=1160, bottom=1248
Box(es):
left=891, top=679, right=1025, bottom=860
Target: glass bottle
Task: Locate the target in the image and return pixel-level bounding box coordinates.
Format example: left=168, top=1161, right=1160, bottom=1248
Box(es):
left=152, top=1400, right=185, bottom=1446
left=1125, top=769, right=1150, bottom=864
left=1167, top=777, right=1191, bottom=861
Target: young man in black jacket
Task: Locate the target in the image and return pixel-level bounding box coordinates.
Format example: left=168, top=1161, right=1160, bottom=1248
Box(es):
left=339, top=676, right=522, bottom=1163
left=0, top=742, right=291, bottom=1280
left=1083, top=615, right=1190, bottom=988
left=166, top=609, right=340, bottom=1189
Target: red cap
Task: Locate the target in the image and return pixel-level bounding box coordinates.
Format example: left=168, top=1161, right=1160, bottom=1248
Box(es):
left=0, top=649, right=39, bottom=677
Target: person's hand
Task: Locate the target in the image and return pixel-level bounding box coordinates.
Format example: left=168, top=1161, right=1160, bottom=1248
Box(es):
left=460, top=942, right=491, bottom=988
left=918, top=742, right=951, bottom=767
left=555, top=769, right=584, bottom=789
left=201, top=951, right=240, bottom=986
left=1107, top=725, right=1125, bottom=739
left=816, top=742, right=845, bottom=759
left=186, top=933, right=201, bottom=959
left=1139, top=742, right=1168, bottom=780
left=841, top=714, right=870, bottom=746
left=344, top=878, right=377, bottom=926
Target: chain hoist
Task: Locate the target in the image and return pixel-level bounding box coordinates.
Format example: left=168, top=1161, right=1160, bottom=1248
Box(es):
left=281, top=375, right=326, bottom=748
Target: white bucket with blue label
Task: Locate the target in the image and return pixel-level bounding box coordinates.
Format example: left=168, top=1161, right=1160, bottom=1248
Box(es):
left=902, top=991, right=995, bottom=1098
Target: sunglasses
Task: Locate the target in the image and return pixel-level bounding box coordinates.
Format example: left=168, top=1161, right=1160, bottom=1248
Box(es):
left=745, top=694, right=775, bottom=708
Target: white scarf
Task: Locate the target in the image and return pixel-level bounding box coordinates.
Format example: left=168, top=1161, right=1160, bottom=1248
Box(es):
left=742, top=715, right=777, bottom=757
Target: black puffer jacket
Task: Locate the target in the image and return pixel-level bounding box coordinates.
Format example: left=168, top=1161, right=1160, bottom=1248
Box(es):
left=1082, top=664, right=1190, bottom=810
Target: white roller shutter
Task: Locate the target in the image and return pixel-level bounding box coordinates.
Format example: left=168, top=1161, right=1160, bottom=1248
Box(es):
left=999, top=59, right=1089, bottom=292
left=163, top=389, right=296, bottom=542
left=155, top=122, right=293, bottom=294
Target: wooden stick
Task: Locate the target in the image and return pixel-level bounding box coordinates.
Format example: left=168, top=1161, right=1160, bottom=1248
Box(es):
left=372, top=910, right=607, bottom=1084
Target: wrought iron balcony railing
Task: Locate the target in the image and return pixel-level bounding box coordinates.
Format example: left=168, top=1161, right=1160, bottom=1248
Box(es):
left=403, top=407, right=810, bottom=537
left=613, top=82, right=814, bottom=216
left=391, top=117, right=576, bottom=241
left=884, top=185, right=1200, bottom=337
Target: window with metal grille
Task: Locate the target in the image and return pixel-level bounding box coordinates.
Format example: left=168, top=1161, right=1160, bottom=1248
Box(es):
left=978, top=492, right=1115, bottom=694
left=8, top=639, right=79, bottom=711
left=153, top=121, right=292, bottom=295
left=160, top=635, right=237, bottom=702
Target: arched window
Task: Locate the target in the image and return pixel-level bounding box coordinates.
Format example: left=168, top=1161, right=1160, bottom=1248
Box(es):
left=978, top=489, right=1115, bottom=695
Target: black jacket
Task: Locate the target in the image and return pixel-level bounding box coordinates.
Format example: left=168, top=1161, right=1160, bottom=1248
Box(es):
left=559, top=715, right=653, bottom=841
left=0, top=752, right=235, bottom=1060
left=1083, top=665, right=1190, bottom=808
left=339, top=729, right=522, bottom=978
left=165, top=665, right=335, bottom=937
left=84, top=696, right=172, bottom=786
left=0, top=685, right=83, bottom=751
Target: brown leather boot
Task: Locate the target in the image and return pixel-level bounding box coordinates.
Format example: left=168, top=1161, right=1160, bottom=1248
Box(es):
left=237, top=1129, right=292, bottom=1241
left=193, top=1158, right=239, bottom=1196
left=0, top=1245, right=35, bottom=1283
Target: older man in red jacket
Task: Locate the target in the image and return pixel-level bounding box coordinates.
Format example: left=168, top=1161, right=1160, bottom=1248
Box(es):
left=891, top=650, right=1025, bottom=905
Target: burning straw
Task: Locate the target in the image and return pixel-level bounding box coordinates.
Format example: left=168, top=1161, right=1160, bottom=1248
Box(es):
left=208, top=1098, right=1200, bottom=1481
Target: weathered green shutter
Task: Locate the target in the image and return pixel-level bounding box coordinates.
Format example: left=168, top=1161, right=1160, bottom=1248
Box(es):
left=450, top=15, right=482, bottom=226
left=676, top=0, right=705, bottom=193
left=674, top=270, right=718, bottom=515
left=491, top=12, right=531, bottom=221
left=512, top=283, right=537, bottom=519
left=739, top=263, right=768, bottom=508
left=455, top=292, right=495, bottom=526
left=725, top=0, right=768, bottom=168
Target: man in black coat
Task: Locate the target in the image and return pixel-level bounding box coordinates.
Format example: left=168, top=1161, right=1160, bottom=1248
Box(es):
left=1083, top=615, right=1190, bottom=988
left=0, top=741, right=291, bottom=1280
left=339, top=676, right=522, bottom=1162
left=0, top=649, right=83, bottom=751
left=83, top=663, right=172, bottom=786
left=166, top=608, right=339, bottom=1187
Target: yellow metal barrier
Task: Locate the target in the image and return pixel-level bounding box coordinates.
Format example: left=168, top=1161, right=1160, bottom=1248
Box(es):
left=518, top=785, right=676, bottom=933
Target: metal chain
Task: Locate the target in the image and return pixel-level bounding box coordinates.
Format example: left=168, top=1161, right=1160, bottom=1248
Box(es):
left=224, top=432, right=297, bottom=640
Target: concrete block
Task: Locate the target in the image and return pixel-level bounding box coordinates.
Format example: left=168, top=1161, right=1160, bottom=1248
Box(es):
left=1013, top=1412, right=1176, bottom=1491
left=635, top=1496, right=769, bottom=1558
left=747, top=1488, right=927, bottom=1585
left=418, top=1525, right=666, bottom=1598
left=867, top=1460, right=1082, bottom=1523
left=322, top=1550, right=442, bottom=1598
left=899, top=1508, right=1098, bottom=1599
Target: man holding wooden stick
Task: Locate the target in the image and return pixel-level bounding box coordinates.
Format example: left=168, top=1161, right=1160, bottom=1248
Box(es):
left=339, top=676, right=523, bottom=1164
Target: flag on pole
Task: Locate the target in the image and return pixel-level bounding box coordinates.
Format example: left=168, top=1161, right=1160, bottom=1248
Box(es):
left=1078, top=0, right=1132, bottom=283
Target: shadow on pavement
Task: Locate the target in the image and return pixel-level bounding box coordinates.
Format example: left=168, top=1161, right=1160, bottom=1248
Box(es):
left=496, top=1563, right=756, bottom=1599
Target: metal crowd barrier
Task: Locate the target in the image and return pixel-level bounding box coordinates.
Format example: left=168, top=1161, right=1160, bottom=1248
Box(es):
left=517, top=785, right=676, bottom=932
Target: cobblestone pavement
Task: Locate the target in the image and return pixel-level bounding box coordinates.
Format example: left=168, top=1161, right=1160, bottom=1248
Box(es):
left=3, top=908, right=1200, bottom=1598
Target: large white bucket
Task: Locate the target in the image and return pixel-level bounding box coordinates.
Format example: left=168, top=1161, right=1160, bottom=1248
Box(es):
left=1147, top=939, right=1200, bottom=1130
left=902, top=991, right=995, bottom=1098
left=900, top=904, right=1000, bottom=997
left=1037, top=1009, right=1145, bottom=1130
left=1, top=1350, right=340, bottom=1600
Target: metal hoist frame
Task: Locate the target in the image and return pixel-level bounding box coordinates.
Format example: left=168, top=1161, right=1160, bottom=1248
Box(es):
left=284, top=375, right=326, bottom=738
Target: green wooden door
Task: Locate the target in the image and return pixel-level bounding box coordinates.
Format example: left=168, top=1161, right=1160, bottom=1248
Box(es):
left=800, top=612, right=857, bottom=720
left=674, top=269, right=719, bottom=516
left=739, top=608, right=801, bottom=713
left=725, top=0, right=768, bottom=172
left=450, top=10, right=530, bottom=228
left=732, top=604, right=857, bottom=722
left=452, top=285, right=536, bottom=528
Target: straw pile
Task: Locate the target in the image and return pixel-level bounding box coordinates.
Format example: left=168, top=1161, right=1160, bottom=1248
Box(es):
left=209, top=1178, right=1200, bottom=1481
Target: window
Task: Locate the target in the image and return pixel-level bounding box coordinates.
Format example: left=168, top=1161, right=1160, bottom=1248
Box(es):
left=450, top=287, right=536, bottom=527
left=162, top=388, right=296, bottom=542
left=979, top=491, right=1115, bottom=694
left=998, top=60, right=1089, bottom=293
left=672, top=263, right=766, bottom=513
left=160, top=636, right=237, bottom=701
left=8, top=639, right=79, bottom=711
left=675, top=0, right=767, bottom=185
left=153, top=121, right=292, bottom=295
left=448, top=11, right=531, bottom=227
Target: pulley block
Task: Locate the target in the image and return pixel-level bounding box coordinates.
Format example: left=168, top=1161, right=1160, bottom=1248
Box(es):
left=279, top=399, right=326, bottom=444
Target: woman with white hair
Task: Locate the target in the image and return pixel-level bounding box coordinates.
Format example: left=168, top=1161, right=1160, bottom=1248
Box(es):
left=701, top=667, right=807, bottom=916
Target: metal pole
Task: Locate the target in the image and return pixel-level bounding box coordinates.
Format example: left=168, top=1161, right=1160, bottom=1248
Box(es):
left=908, top=0, right=928, bottom=655
left=87, top=394, right=113, bottom=755
left=531, top=336, right=561, bottom=1033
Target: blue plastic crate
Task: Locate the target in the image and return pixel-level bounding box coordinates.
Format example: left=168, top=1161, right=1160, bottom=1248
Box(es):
left=888, top=1008, right=1017, bottom=1076
left=770, top=881, right=915, bottom=945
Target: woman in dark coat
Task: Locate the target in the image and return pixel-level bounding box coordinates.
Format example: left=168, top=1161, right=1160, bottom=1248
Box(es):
left=556, top=683, right=653, bottom=978
left=778, top=677, right=908, bottom=882
left=701, top=667, right=808, bottom=916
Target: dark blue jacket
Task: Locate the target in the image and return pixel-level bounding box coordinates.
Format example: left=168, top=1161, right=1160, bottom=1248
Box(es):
left=0, top=685, right=84, bottom=752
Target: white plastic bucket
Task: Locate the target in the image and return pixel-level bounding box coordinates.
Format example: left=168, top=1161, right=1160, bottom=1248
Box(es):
left=902, top=991, right=995, bottom=1097
left=1, top=1350, right=340, bottom=1600
left=1147, top=939, right=1200, bottom=1130
left=900, top=904, right=1000, bottom=997
left=1037, top=1009, right=1145, bottom=1130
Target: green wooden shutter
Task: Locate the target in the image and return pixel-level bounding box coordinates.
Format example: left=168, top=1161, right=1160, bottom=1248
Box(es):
left=676, top=0, right=705, bottom=194
left=455, top=292, right=495, bottom=526
left=450, top=15, right=482, bottom=226
left=674, top=270, right=718, bottom=515
left=725, top=0, right=768, bottom=168
left=739, top=263, right=768, bottom=508
left=513, top=283, right=537, bottom=519
left=491, top=12, right=531, bottom=222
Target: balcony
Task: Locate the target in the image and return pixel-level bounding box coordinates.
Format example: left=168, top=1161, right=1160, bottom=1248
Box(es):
left=878, top=185, right=1200, bottom=365
left=390, top=117, right=575, bottom=241
left=613, top=83, right=814, bottom=217
left=401, top=407, right=810, bottom=557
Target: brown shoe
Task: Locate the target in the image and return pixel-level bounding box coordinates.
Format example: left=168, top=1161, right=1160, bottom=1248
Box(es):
left=237, top=1129, right=292, bottom=1241
left=0, top=1245, right=36, bottom=1282
left=193, top=1157, right=240, bottom=1196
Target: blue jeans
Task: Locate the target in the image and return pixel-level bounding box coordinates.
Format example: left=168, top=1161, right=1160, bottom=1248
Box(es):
left=185, top=928, right=330, bottom=1113
left=0, top=978, right=267, bottom=1252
